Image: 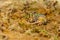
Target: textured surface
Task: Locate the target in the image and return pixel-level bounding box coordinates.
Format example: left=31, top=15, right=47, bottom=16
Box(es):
left=0, top=0, right=60, bottom=40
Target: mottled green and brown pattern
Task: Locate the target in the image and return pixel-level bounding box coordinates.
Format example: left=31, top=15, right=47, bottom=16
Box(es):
left=0, top=0, right=60, bottom=40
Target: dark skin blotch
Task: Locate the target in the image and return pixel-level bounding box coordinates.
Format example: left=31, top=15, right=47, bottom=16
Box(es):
left=43, top=21, right=48, bottom=25
left=58, top=33, right=60, bottom=37
left=58, top=30, right=60, bottom=32
left=3, top=35, right=6, bottom=39
left=44, top=35, right=48, bottom=37
left=53, top=1, right=58, bottom=6
left=43, top=22, right=47, bottom=25
left=11, top=8, right=17, bottom=13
